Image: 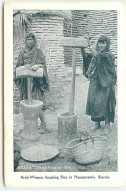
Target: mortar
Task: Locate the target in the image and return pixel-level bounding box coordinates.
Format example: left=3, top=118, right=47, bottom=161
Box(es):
left=20, top=100, right=43, bottom=141
left=58, top=112, right=77, bottom=143
left=16, top=67, right=44, bottom=141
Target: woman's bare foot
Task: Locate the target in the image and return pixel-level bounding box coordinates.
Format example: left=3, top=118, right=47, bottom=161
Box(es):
left=104, top=125, right=111, bottom=134
left=93, top=122, right=101, bottom=131
left=38, top=123, right=51, bottom=134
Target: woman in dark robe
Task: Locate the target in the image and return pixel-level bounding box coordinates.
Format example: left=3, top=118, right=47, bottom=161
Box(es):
left=14, top=32, right=50, bottom=134
left=81, top=35, right=117, bottom=133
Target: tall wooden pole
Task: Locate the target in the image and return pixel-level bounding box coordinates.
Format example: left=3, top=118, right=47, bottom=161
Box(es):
left=69, top=48, right=76, bottom=116
left=62, top=37, right=88, bottom=116
left=27, top=77, right=32, bottom=105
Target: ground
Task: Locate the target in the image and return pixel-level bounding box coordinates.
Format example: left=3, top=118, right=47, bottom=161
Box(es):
left=14, top=67, right=118, bottom=172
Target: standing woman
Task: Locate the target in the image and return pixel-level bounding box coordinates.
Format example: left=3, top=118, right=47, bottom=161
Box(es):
left=14, top=32, right=50, bottom=134
left=81, top=35, right=117, bottom=133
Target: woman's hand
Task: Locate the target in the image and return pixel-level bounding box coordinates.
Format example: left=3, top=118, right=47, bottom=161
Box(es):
left=31, top=65, right=39, bottom=71
left=90, top=45, right=97, bottom=57
left=37, top=64, right=43, bottom=68
left=25, top=64, right=32, bottom=70
left=87, top=37, right=97, bottom=56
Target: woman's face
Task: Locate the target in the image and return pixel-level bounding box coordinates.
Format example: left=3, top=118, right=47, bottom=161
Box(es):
left=26, top=37, right=34, bottom=48
left=98, top=41, right=107, bottom=52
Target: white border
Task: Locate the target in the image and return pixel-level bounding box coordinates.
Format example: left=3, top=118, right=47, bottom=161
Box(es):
left=4, top=2, right=126, bottom=188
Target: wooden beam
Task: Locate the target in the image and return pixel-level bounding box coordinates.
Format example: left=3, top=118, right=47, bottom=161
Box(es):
left=16, top=66, right=43, bottom=78
left=62, top=37, right=88, bottom=48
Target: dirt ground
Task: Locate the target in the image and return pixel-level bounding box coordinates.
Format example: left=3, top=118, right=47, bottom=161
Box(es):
left=14, top=67, right=118, bottom=172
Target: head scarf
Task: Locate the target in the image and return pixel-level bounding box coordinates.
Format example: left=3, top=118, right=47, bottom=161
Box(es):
left=86, top=35, right=113, bottom=79
left=25, top=32, right=37, bottom=49
left=24, top=32, right=37, bottom=66
left=96, top=35, right=110, bottom=53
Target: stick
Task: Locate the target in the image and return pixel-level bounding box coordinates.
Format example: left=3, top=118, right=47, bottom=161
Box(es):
left=27, top=77, right=32, bottom=105
left=69, top=48, right=76, bottom=116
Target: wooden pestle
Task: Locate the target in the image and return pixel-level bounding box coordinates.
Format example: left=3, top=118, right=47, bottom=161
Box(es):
left=69, top=48, right=76, bottom=116
left=27, top=77, right=32, bottom=105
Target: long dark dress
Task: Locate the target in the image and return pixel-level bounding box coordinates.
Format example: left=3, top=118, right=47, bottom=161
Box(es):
left=83, top=51, right=117, bottom=123
left=14, top=47, right=49, bottom=106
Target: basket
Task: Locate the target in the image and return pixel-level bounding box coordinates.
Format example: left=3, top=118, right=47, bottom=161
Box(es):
left=66, top=135, right=107, bottom=165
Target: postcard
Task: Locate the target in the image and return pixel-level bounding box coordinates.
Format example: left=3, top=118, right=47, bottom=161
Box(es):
left=4, top=1, right=126, bottom=188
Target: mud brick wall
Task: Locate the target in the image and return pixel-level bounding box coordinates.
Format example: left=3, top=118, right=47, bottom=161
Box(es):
left=64, top=10, right=117, bottom=66
left=29, top=15, right=66, bottom=93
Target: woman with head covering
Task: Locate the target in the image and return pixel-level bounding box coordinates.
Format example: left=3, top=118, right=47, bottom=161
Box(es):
left=81, top=35, right=117, bottom=134
left=14, top=32, right=50, bottom=134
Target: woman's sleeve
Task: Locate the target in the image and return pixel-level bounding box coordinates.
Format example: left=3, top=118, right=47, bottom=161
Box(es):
left=37, top=49, right=50, bottom=92
left=14, top=50, right=24, bottom=86
left=14, top=50, right=24, bottom=78
left=82, top=51, right=92, bottom=78
left=97, top=53, right=117, bottom=87
left=36, top=49, right=46, bottom=67
left=16, top=50, right=24, bottom=68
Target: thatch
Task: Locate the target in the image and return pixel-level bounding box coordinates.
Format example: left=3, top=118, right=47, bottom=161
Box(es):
left=13, top=10, right=72, bottom=22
